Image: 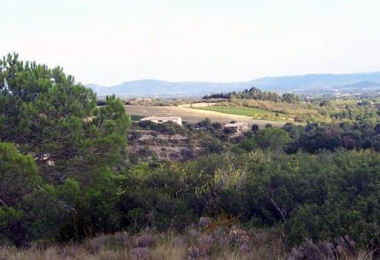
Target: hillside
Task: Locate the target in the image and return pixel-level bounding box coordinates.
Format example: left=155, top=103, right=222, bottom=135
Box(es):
left=249, top=72, right=380, bottom=91
left=87, top=72, right=380, bottom=97
left=88, top=80, right=250, bottom=98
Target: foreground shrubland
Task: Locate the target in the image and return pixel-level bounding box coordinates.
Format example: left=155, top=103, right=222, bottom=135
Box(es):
left=3, top=147, right=380, bottom=256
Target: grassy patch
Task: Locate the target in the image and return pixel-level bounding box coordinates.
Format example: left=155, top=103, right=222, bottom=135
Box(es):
left=130, top=114, right=145, bottom=121
left=195, top=106, right=287, bottom=119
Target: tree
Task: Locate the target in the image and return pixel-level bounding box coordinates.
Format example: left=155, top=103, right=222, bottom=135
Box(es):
left=254, top=128, right=292, bottom=152
left=0, top=53, right=130, bottom=184
left=0, top=142, right=40, bottom=246
left=251, top=124, right=259, bottom=134
left=282, top=93, right=300, bottom=103
left=0, top=142, right=40, bottom=208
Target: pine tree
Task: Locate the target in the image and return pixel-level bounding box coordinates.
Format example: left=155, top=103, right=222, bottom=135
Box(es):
left=0, top=53, right=130, bottom=184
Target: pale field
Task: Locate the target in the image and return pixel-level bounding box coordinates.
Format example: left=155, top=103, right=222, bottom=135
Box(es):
left=125, top=105, right=286, bottom=127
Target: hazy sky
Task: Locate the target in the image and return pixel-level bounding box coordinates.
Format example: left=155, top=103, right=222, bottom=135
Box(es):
left=2, top=0, right=380, bottom=85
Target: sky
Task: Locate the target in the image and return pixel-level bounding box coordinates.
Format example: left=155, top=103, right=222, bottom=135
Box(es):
left=1, top=0, right=380, bottom=86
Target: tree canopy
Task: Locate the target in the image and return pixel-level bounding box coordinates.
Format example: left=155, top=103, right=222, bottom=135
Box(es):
left=0, top=53, right=131, bottom=245
left=0, top=53, right=130, bottom=184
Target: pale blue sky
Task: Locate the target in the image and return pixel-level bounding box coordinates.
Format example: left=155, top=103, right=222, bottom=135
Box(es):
left=2, top=0, right=379, bottom=85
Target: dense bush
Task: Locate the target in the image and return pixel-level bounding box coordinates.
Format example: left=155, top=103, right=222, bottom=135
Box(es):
left=61, top=150, right=378, bottom=250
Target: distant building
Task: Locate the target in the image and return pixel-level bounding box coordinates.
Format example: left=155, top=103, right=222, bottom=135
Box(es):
left=223, top=122, right=248, bottom=133
left=140, top=116, right=182, bottom=126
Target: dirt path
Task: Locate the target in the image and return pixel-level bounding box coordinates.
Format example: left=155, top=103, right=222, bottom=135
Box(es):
left=125, top=105, right=286, bottom=127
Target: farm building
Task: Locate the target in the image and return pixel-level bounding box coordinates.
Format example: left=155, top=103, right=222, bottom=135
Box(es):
left=140, top=116, right=182, bottom=126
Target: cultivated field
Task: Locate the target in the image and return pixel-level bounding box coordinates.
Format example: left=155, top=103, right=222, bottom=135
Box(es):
left=125, top=105, right=286, bottom=127
left=193, top=105, right=288, bottom=118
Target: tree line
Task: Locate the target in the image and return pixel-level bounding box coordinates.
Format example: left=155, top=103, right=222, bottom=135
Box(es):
left=203, top=87, right=301, bottom=103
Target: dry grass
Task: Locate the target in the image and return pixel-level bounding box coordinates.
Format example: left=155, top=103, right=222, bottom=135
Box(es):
left=0, top=226, right=285, bottom=260
left=0, top=225, right=375, bottom=260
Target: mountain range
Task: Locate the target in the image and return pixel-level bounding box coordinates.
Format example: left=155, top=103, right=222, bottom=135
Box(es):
left=86, top=72, right=380, bottom=98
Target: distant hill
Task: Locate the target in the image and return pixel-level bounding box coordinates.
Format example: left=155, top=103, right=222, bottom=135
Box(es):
left=339, top=81, right=380, bottom=90
left=86, top=72, right=380, bottom=98
left=88, top=80, right=252, bottom=98
left=249, top=72, right=380, bottom=91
